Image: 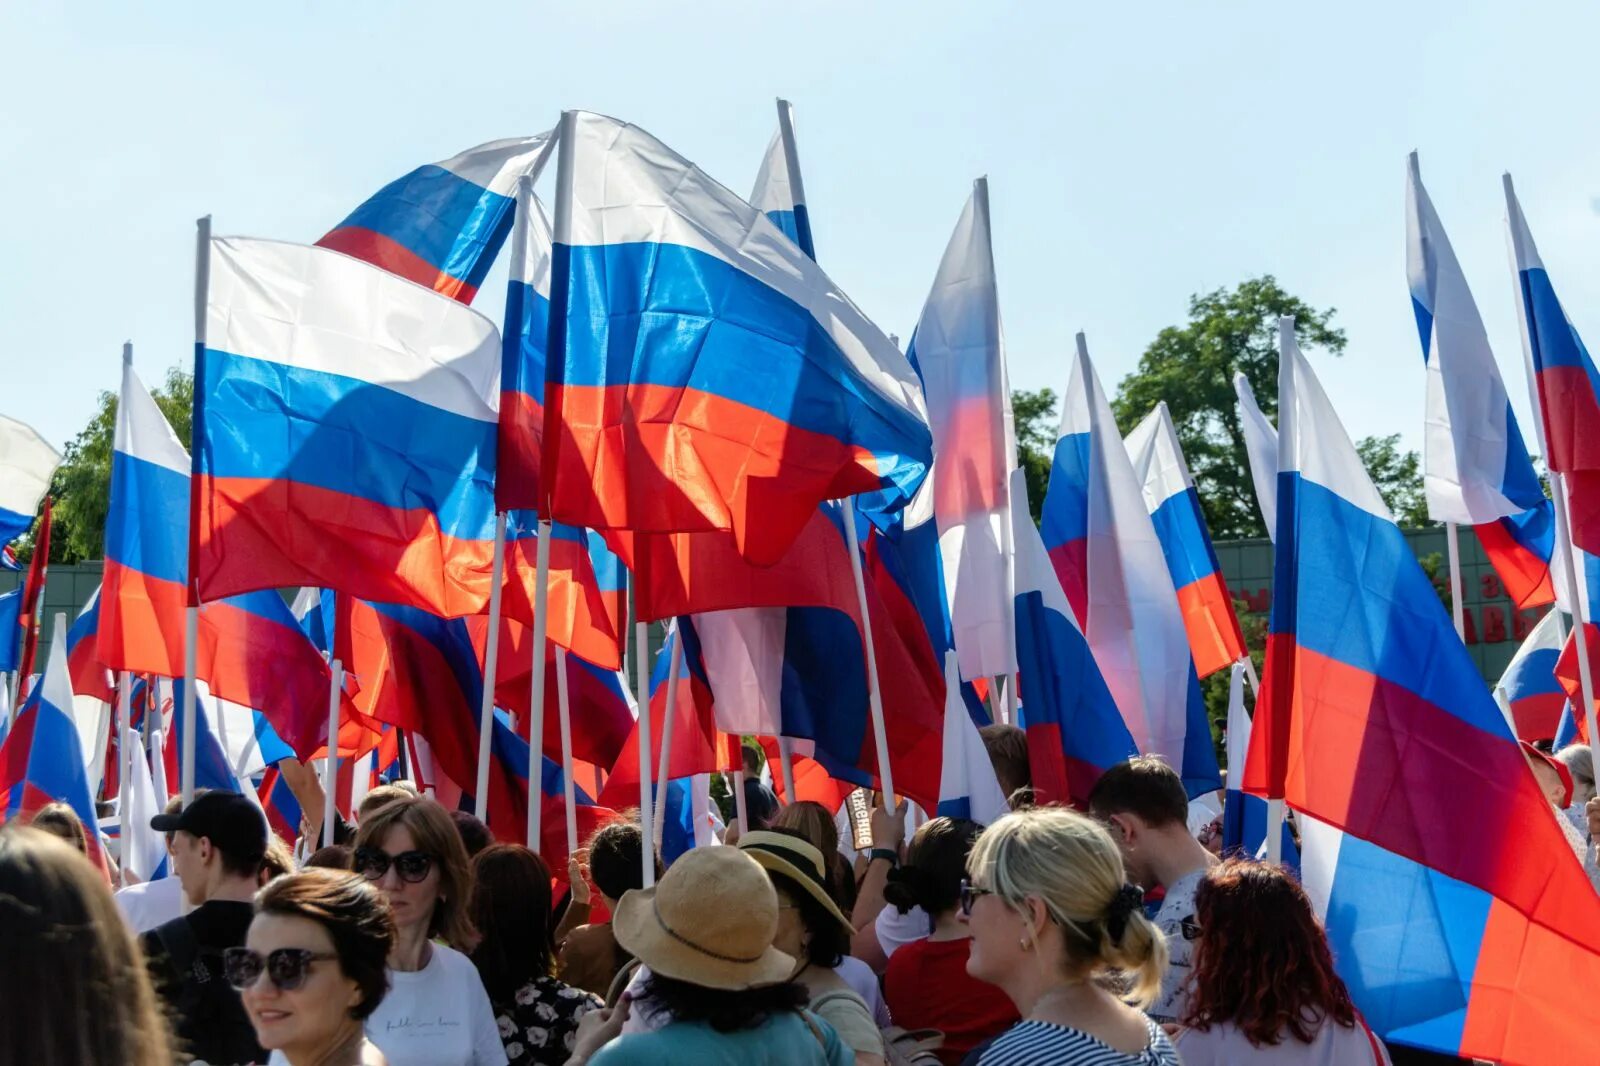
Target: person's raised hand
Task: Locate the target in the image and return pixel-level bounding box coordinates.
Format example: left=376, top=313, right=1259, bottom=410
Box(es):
left=1587, top=794, right=1600, bottom=841
left=870, top=796, right=908, bottom=854
left=568, top=855, right=591, bottom=906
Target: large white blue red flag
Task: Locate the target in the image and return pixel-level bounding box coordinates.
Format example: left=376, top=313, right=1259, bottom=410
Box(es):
left=543, top=111, right=931, bottom=566
left=1245, top=319, right=1600, bottom=1063
left=1493, top=608, right=1566, bottom=742
left=0, top=414, right=58, bottom=550
left=194, top=236, right=502, bottom=618
left=1219, top=661, right=1296, bottom=866
left=319, top=134, right=553, bottom=304
left=100, top=361, right=357, bottom=758
left=1124, top=403, right=1246, bottom=678
left=1041, top=334, right=1220, bottom=796
left=497, top=180, right=556, bottom=511
left=934, top=650, right=1010, bottom=824
left=907, top=179, right=1017, bottom=683
left=1505, top=175, right=1600, bottom=556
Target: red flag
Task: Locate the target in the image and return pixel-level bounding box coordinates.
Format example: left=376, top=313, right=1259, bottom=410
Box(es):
left=16, top=498, right=50, bottom=690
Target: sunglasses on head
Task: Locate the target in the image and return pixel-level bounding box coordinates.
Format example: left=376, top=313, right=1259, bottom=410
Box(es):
left=353, top=847, right=436, bottom=883
left=958, top=878, right=993, bottom=917
left=223, top=947, right=336, bottom=992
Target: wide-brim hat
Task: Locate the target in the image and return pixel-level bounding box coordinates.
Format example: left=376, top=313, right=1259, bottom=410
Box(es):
left=612, top=845, right=797, bottom=991
left=737, top=830, right=852, bottom=935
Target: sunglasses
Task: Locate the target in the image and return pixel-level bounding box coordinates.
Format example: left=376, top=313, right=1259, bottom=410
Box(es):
left=223, top=947, right=337, bottom=992
left=958, top=878, right=993, bottom=917
left=354, top=847, right=436, bottom=884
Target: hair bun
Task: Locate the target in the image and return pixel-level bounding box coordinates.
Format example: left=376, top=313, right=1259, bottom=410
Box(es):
left=882, top=865, right=925, bottom=914
left=1106, top=883, right=1145, bottom=942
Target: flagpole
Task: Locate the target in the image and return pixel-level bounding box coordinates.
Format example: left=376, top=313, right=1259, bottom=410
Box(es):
left=635, top=615, right=656, bottom=886
left=527, top=519, right=553, bottom=849
left=323, top=659, right=342, bottom=848
left=653, top=629, right=682, bottom=851
left=555, top=646, right=578, bottom=857
left=732, top=765, right=749, bottom=835
left=839, top=497, right=897, bottom=810
left=1445, top=522, right=1466, bottom=640
left=182, top=214, right=211, bottom=807
left=116, top=670, right=132, bottom=886
left=777, top=737, right=797, bottom=806
left=475, top=512, right=507, bottom=820
left=1263, top=317, right=1297, bottom=867
left=1551, top=476, right=1599, bottom=757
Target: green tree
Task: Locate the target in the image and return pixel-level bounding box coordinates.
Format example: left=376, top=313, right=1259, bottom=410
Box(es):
left=1010, top=387, right=1057, bottom=524
left=1111, top=276, right=1347, bottom=540
left=38, top=367, right=193, bottom=564
left=1356, top=433, right=1430, bottom=529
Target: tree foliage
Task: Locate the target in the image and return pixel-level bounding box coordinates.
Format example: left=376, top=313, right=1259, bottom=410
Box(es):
left=1110, top=276, right=1347, bottom=539
left=1010, top=387, right=1057, bottom=524
left=1355, top=433, right=1430, bottom=530
left=41, top=367, right=193, bottom=564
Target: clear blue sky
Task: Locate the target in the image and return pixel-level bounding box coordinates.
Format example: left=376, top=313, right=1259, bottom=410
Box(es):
left=6, top=1, right=1600, bottom=462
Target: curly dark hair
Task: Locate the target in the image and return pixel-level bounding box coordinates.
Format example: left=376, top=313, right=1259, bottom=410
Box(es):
left=1181, top=859, right=1357, bottom=1046
left=639, top=972, right=808, bottom=1032
left=254, top=869, right=397, bottom=1021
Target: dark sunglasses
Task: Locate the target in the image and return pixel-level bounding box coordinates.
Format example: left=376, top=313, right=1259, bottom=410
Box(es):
left=958, top=878, right=993, bottom=917
left=1180, top=915, right=1203, bottom=941
left=223, top=947, right=336, bottom=992
left=354, top=847, right=436, bottom=883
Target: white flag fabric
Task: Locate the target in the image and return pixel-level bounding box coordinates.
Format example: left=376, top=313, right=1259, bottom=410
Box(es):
left=122, top=727, right=167, bottom=883
left=1405, top=152, right=1546, bottom=524
left=909, top=179, right=1018, bottom=681
left=935, top=651, right=1011, bottom=825
left=1234, top=372, right=1280, bottom=542
left=0, top=413, right=60, bottom=545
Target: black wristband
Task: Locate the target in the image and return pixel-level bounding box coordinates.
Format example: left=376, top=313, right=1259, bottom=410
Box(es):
left=869, top=848, right=899, bottom=865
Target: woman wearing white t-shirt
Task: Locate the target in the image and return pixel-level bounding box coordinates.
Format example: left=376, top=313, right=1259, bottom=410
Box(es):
left=1174, top=860, right=1390, bottom=1065
left=352, top=797, right=508, bottom=1066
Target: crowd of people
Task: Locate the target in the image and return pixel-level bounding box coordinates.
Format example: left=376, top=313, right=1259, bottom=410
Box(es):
left=10, top=727, right=1594, bottom=1065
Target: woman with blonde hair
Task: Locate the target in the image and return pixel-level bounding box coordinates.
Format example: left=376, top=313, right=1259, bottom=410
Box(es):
left=961, top=808, right=1179, bottom=1065
left=352, top=796, right=506, bottom=1065
left=0, top=827, right=175, bottom=1066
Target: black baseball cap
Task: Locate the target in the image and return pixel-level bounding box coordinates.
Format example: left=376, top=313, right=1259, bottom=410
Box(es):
left=151, top=791, right=268, bottom=864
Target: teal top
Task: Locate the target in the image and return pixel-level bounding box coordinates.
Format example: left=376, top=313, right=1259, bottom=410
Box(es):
left=588, top=1010, right=854, bottom=1065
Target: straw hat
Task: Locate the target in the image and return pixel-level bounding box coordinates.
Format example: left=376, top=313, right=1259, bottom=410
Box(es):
left=737, top=830, right=852, bottom=935
left=612, top=846, right=797, bottom=991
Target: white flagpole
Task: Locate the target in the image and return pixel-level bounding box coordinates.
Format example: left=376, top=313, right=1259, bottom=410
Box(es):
left=183, top=214, right=211, bottom=806
left=653, top=628, right=683, bottom=851
left=475, top=512, right=507, bottom=819
left=1264, top=317, right=1297, bottom=866
left=116, top=670, right=132, bottom=886
left=732, top=766, right=749, bottom=835
left=555, top=646, right=578, bottom=857
left=1551, top=477, right=1599, bottom=758
left=1445, top=522, right=1466, bottom=640
left=526, top=520, right=553, bottom=849
left=323, top=659, right=342, bottom=847
left=839, top=497, right=897, bottom=810
left=635, top=617, right=656, bottom=886
left=777, top=737, right=797, bottom=806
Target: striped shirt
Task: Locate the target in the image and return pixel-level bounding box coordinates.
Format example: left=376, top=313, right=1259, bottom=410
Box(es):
left=977, top=1018, right=1180, bottom=1065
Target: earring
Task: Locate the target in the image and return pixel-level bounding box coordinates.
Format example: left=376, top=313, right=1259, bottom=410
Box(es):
left=1018, top=936, right=1031, bottom=951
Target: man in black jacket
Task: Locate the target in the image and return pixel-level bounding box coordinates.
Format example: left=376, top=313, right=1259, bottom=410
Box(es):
left=140, top=791, right=269, bottom=1066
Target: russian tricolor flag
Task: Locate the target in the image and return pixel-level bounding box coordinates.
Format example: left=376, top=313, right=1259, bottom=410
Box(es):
left=1233, top=371, right=1280, bottom=539
left=0, top=623, right=106, bottom=873
left=497, top=181, right=555, bottom=511
left=0, top=414, right=59, bottom=549
left=1124, top=403, right=1247, bottom=679
left=64, top=586, right=114, bottom=703
left=1245, top=319, right=1600, bottom=1063
left=100, top=361, right=353, bottom=758
left=543, top=111, right=931, bottom=566
left=0, top=587, right=19, bottom=674
left=501, top=513, right=625, bottom=671
left=1494, top=609, right=1567, bottom=742
left=1406, top=154, right=1548, bottom=526
left=1506, top=175, right=1600, bottom=557
left=1219, top=661, right=1296, bottom=866
left=318, top=134, right=553, bottom=305
left=1042, top=334, right=1220, bottom=797
left=1011, top=470, right=1136, bottom=806
left=906, top=179, right=1018, bottom=684
left=194, top=236, right=502, bottom=618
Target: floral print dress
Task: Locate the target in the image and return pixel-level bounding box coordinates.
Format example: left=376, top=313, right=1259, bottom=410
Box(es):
left=492, top=974, right=603, bottom=1065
